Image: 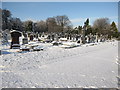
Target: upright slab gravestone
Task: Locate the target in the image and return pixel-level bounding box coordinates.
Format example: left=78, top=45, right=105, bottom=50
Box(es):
left=10, top=30, right=22, bottom=49
left=22, top=38, right=28, bottom=44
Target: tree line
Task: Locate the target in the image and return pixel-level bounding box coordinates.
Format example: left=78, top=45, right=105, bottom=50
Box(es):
left=1, top=9, right=120, bottom=39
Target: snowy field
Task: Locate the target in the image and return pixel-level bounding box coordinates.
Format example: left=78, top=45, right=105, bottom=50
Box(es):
left=0, top=41, right=119, bottom=88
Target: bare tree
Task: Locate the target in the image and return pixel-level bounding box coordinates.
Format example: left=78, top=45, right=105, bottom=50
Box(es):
left=35, top=20, right=47, bottom=33
left=93, top=18, right=110, bottom=35
left=55, top=15, right=71, bottom=32
left=46, top=17, right=57, bottom=32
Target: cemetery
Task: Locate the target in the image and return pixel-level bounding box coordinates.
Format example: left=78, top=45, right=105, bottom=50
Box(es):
left=1, top=30, right=118, bottom=88
left=0, top=19, right=119, bottom=88
left=0, top=5, right=119, bottom=88
left=0, top=28, right=111, bottom=54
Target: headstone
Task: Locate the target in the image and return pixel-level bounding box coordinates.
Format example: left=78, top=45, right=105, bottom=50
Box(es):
left=52, top=34, right=54, bottom=41
left=10, top=30, right=22, bottom=49
left=47, top=34, right=50, bottom=39
left=67, top=34, right=69, bottom=40
left=22, top=38, right=28, bottom=44
left=30, top=34, right=34, bottom=41
left=92, top=35, right=96, bottom=43
left=69, top=34, right=72, bottom=40
left=55, top=34, right=59, bottom=41
left=81, top=35, right=86, bottom=44
left=76, top=35, right=79, bottom=41
left=95, top=34, right=98, bottom=42
left=79, top=36, right=82, bottom=44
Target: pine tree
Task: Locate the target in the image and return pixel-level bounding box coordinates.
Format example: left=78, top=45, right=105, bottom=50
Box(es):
left=84, top=18, right=92, bottom=36
left=110, top=21, right=118, bottom=38
left=84, top=18, right=89, bottom=26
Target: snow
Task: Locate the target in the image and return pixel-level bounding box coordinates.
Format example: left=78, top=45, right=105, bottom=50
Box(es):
left=0, top=40, right=118, bottom=88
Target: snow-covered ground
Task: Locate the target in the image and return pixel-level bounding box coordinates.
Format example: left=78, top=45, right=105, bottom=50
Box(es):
left=0, top=41, right=118, bottom=88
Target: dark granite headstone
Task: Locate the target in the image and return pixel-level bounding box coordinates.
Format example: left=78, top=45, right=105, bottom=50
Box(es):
left=30, top=34, right=34, bottom=41
left=10, top=30, right=22, bottom=49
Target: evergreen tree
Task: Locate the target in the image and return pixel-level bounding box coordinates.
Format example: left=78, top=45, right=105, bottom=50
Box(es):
left=85, top=25, right=92, bottom=35
left=84, top=18, right=89, bottom=26
left=110, top=21, right=118, bottom=38
left=2, top=9, right=12, bottom=30
left=84, top=18, right=92, bottom=36
left=23, top=20, right=33, bottom=32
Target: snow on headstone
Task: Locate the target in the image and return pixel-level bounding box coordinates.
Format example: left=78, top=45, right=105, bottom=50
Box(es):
left=95, top=34, right=98, bottom=42
left=86, top=36, right=89, bottom=43
left=55, top=34, right=59, bottom=41
left=22, top=38, right=28, bottom=44
left=22, top=33, right=28, bottom=44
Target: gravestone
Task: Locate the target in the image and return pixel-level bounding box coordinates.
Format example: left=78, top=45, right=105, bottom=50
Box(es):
left=81, top=35, right=86, bottom=44
left=55, top=34, right=59, bottom=41
left=95, top=34, right=98, bottom=42
left=86, top=36, right=89, bottom=43
left=22, top=38, right=28, bottom=44
left=76, top=35, right=79, bottom=41
left=69, top=34, right=72, bottom=40
left=67, top=34, right=69, bottom=40
left=29, top=34, right=34, bottom=41
left=51, top=34, right=55, bottom=41
left=92, top=35, right=96, bottom=43
left=10, top=30, right=22, bottom=49
left=22, top=33, right=28, bottom=44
